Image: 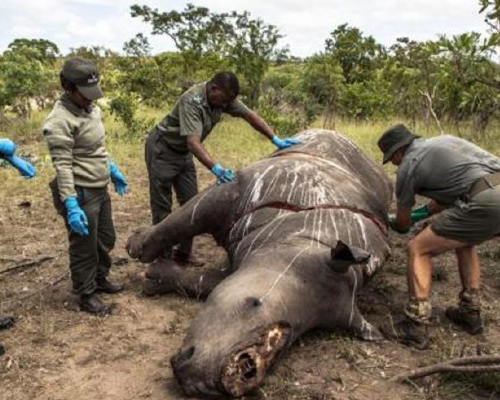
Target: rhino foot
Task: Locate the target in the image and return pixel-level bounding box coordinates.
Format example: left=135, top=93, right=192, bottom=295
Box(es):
left=126, top=228, right=149, bottom=260
left=351, top=317, right=384, bottom=341
left=142, top=259, right=178, bottom=296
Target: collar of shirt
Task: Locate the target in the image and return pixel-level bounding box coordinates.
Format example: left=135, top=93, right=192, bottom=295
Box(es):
left=188, top=82, right=209, bottom=110
left=59, top=93, right=94, bottom=117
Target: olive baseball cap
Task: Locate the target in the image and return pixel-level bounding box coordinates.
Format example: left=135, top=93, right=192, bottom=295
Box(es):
left=61, top=57, right=103, bottom=100
left=377, top=124, right=419, bottom=164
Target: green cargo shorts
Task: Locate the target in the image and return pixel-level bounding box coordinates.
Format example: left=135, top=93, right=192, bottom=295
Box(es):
left=431, top=187, right=500, bottom=244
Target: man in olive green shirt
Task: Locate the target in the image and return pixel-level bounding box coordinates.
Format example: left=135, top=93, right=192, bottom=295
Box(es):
left=146, top=71, right=300, bottom=265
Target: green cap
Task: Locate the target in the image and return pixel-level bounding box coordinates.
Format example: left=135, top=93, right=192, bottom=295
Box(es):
left=61, top=57, right=103, bottom=100
left=377, top=124, right=419, bottom=164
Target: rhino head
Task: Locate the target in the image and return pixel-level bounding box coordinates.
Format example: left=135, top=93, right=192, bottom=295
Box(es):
left=170, top=241, right=381, bottom=397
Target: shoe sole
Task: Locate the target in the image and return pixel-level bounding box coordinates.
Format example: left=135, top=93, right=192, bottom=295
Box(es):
left=401, top=338, right=430, bottom=350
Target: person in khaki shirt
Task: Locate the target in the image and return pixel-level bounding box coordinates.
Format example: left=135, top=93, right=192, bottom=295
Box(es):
left=43, top=58, right=128, bottom=316
left=145, top=71, right=301, bottom=265
left=379, top=124, right=500, bottom=349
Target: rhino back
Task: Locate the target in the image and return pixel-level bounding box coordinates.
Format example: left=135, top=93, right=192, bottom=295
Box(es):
left=234, top=130, right=391, bottom=222
left=228, top=130, right=392, bottom=276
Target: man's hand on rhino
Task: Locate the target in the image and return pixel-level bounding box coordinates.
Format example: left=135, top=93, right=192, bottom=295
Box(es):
left=271, top=135, right=301, bottom=150
left=389, top=204, right=431, bottom=234
left=211, top=163, right=234, bottom=185
left=388, top=213, right=411, bottom=234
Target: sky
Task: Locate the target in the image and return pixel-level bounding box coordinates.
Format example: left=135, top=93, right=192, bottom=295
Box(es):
left=0, top=0, right=491, bottom=58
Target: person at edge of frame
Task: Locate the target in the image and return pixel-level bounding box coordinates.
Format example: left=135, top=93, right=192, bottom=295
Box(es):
left=42, top=57, right=128, bottom=316
left=379, top=123, right=500, bottom=349
left=145, top=71, right=301, bottom=266
left=0, top=137, right=36, bottom=355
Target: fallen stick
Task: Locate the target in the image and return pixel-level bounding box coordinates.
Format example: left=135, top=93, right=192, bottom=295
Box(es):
left=0, top=255, right=56, bottom=276
left=390, top=356, right=500, bottom=382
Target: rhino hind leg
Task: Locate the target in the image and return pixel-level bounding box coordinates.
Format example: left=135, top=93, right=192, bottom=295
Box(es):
left=142, top=259, right=231, bottom=298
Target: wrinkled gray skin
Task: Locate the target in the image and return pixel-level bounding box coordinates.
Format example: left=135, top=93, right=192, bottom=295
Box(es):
left=127, top=130, right=393, bottom=398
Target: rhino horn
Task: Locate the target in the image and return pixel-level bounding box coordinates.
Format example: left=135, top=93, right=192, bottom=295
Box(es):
left=328, top=240, right=371, bottom=274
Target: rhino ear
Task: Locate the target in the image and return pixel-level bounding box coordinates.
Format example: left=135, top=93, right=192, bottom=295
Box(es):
left=328, top=240, right=371, bottom=273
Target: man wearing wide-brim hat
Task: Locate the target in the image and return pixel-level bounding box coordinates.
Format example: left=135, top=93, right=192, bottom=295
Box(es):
left=378, top=123, right=500, bottom=349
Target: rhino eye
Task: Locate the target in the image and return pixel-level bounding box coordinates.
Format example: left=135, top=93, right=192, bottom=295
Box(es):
left=245, top=297, right=261, bottom=308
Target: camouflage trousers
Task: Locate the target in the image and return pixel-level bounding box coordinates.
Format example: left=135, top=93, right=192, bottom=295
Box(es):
left=405, top=288, right=481, bottom=324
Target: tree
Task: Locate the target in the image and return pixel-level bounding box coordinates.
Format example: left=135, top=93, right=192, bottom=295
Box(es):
left=323, top=24, right=391, bottom=119
left=326, top=24, right=385, bottom=84
left=123, top=33, right=152, bottom=58
left=130, top=3, right=232, bottom=83
left=479, top=0, right=500, bottom=55
left=436, top=32, right=500, bottom=132
left=0, top=38, right=60, bottom=117
left=226, top=11, right=283, bottom=107
left=8, top=38, right=59, bottom=64
left=301, top=54, right=344, bottom=126
left=130, top=3, right=283, bottom=107
left=383, top=38, right=441, bottom=124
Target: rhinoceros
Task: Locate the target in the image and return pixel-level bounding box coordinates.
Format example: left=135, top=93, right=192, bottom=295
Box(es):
left=127, top=129, right=392, bottom=398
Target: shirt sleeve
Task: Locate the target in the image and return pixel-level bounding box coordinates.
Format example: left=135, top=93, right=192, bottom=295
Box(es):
left=224, top=98, right=250, bottom=118
left=42, top=117, right=77, bottom=201
left=396, top=164, right=417, bottom=209
left=179, top=95, right=203, bottom=137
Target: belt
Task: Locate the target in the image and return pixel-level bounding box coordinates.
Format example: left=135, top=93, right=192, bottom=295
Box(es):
left=468, top=171, right=500, bottom=199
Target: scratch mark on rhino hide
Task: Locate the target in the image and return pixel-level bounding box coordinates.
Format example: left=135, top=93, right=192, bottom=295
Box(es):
left=260, top=247, right=310, bottom=302
left=238, top=210, right=288, bottom=264
left=348, top=268, right=358, bottom=327
left=191, top=191, right=212, bottom=225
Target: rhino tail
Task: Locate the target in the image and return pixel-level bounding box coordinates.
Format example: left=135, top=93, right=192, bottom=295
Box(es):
left=327, top=240, right=371, bottom=274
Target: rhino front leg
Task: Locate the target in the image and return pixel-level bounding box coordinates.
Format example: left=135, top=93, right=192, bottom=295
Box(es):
left=347, top=306, right=384, bottom=341
left=143, top=258, right=232, bottom=298
left=127, top=184, right=239, bottom=263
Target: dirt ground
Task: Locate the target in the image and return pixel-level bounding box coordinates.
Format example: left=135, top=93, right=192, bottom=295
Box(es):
left=1, top=166, right=500, bottom=400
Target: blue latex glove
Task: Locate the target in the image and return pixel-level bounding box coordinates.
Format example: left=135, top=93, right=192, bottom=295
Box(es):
left=4, top=155, right=36, bottom=179
left=64, top=197, right=89, bottom=237
left=211, top=164, right=234, bottom=185
left=109, top=160, right=128, bottom=196
left=271, top=135, right=301, bottom=150
left=0, top=139, right=16, bottom=156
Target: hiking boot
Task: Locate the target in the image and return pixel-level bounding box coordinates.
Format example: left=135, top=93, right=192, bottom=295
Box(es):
left=445, top=306, right=484, bottom=335
left=384, top=318, right=430, bottom=350
left=79, top=294, right=113, bottom=316
left=0, top=316, right=15, bottom=331
left=172, top=250, right=204, bottom=267
left=95, top=278, right=124, bottom=294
